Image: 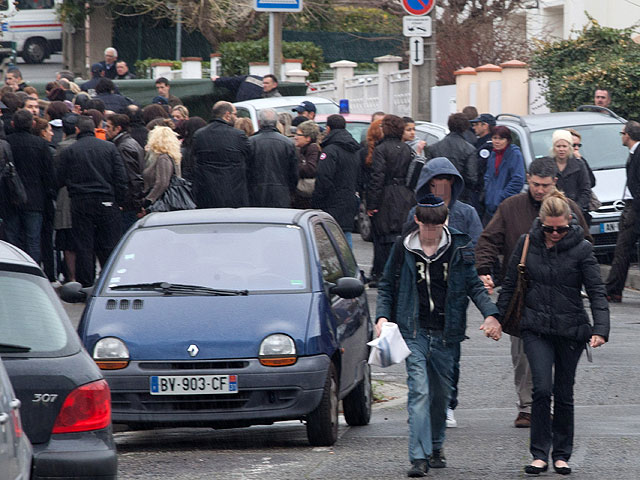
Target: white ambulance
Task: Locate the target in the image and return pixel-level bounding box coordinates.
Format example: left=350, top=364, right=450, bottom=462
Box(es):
left=0, top=0, right=62, bottom=63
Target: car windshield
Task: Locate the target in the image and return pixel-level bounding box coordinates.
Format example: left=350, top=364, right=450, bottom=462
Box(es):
left=105, top=223, right=309, bottom=293
left=268, top=103, right=339, bottom=116
left=530, top=123, right=628, bottom=170
left=317, top=121, right=369, bottom=143
left=0, top=272, right=71, bottom=354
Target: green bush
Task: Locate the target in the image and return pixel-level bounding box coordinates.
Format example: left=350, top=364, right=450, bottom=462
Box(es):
left=530, top=18, right=640, bottom=119
left=218, top=38, right=325, bottom=82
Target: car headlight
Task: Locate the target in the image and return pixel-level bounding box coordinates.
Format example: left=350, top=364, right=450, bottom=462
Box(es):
left=259, top=334, right=297, bottom=366
left=93, top=337, right=130, bottom=370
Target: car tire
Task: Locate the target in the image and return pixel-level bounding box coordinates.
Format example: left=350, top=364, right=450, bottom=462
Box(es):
left=357, top=201, right=373, bottom=242
left=306, top=363, right=339, bottom=446
left=342, top=363, right=372, bottom=426
left=22, top=38, right=47, bottom=64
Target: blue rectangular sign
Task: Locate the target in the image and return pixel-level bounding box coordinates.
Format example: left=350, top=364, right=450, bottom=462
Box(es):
left=254, top=0, right=303, bottom=12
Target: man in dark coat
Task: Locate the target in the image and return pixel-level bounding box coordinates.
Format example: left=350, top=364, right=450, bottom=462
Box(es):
left=2, top=109, right=55, bottom=264
left=57, top=116, right=128, bottom=287
left=312, top=114, right=360, bottom=245
left=95, top=78, right=133, bottom=114
left=106, top=114, right=145, bottom=231
left=605, top=120, right=640, bottom=302
left=427, top=113, right=477, bottom=204
left=470, top=113, right=495, bottom=216
left=80, top=63, right=107, bottom=95
left=193, top=101, right=250, bottom=208
left=212, top=74, right=264, bottom=102
left=247, top=108, right=297, bottom=207
left=98, top=47, right=118, bottom=80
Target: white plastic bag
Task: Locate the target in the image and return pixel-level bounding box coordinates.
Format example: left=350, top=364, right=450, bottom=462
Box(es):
left=367, top=322, right=412, bottom=367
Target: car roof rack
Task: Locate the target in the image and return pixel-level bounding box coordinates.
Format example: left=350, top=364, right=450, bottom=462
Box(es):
left=496, top=113, right=527, bottom=127
left=576, top=105, right=626, bottom=122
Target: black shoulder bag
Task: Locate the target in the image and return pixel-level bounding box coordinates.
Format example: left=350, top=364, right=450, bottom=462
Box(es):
left=501, top=234, right=530, bottom=337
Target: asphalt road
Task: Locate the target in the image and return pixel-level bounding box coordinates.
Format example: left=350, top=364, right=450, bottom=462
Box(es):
left=62, top=235, right=640, bottom=479
left=13, top=54, right=63, bottom=83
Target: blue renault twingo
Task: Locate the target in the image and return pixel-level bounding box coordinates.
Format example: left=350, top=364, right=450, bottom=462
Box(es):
left=64, top=208, right=373, bottom=446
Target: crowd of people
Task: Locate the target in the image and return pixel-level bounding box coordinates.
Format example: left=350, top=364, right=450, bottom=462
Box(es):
left=0, top=58, right=623, bottom=477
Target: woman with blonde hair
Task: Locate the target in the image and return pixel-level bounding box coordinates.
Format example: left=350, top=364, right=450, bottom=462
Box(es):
left=234, top=117, right=255, bottom=137
left=497, top=190, right=609, bottom=476
left=171, top=105, right=189, bottom=122
left=142, top=126, right=182, bottom=211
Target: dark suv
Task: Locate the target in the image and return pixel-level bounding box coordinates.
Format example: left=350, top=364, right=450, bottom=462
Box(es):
left=0, top=241, right=117, bottom=479
left=497, top=107, right=627, bottom=259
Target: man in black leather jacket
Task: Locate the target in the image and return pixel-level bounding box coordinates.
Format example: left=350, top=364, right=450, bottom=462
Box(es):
left=247, top=109, right=297, bottom=207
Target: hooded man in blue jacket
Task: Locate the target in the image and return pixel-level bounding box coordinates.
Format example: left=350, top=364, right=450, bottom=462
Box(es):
left=376, top=192, right=501, bottom=477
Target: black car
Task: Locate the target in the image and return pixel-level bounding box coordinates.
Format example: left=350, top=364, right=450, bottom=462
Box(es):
left=0, top=241, right=117, bottom=479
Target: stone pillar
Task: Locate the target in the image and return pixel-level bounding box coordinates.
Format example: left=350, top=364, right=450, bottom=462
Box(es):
left=330, top=60, right=357, bottom=101
left=62, top=23, right=86, bottom=79
left=500, top=60, right=529, bottom=115
left=249, top=62, right=270, bottom=77
left=475, top=63, right=502, bottom=114
left=454, top=67, right=477, bottom=111
left=286, top=69, right=309, bottom=83
left=181, top=57, right=202, bottom=79
left=151, top=62, right=173, bottom=80
left=210, top=53, right=221, bottom=78
left=281, top=59, right=303, bottom=79
left=88, top=5, right=113, bottom=66
left=374, top=55, right=402, bottom=114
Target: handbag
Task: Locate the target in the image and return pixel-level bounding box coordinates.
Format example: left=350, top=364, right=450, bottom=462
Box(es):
left=296, top=177, right=315, bottom=198
left=405, top=150, right=426, bottom=190
left=588, top=190, right=602, bottom=211
left=1, top=161, right=28, bottom=208
left=147, top=169, right=196, bottom=213
left=501, top=234, right=530, bottom=337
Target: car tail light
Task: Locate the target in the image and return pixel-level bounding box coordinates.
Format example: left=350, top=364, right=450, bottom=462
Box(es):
left=10, top=410, right=24, bottom=438
left=52, top=379, right=111, bottom=434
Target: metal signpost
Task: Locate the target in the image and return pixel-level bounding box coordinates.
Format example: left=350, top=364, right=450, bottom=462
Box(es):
left=254, top=0, right=303, bottom=77
left=402, top=0, right=436, bottom=121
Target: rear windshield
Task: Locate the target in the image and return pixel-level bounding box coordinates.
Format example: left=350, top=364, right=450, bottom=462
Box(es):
left=530, top=123, right=627, bottom=170
left=268, top=103, right=339, bottom=116
left=0, top=272, right=75, bottom=356
left=105, top=223, right=309, bottom=293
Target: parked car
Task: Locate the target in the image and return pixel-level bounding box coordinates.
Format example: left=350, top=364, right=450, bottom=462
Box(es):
left=0, top=241, right=117, bottom=479
left=315, top=113, right=373, bottom=143
left=497, top=107, right=628, bottom=259
left=0, top=356, right=31, bottom=480
left=62, top=208, right=373, bottom=446
left=234, top=96, right=340, bottom=132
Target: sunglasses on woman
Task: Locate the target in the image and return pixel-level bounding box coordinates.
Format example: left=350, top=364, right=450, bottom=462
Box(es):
left=542, top=225, right=570, bottom=234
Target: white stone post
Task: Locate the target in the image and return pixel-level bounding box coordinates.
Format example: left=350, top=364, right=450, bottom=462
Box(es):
left=181, top=57, right=202, bottom=79
left=286, top=69, right=309, bottom=84
left=374, top=55, right=402, bottom=114
left=151, top=62, right=173, bottom=80
left=330, top=60, right=357, bottom=101
left=209, top=53, right=221, bottom=78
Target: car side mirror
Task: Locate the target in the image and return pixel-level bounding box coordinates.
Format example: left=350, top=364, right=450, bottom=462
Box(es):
left=329, top=277, right=364, bottom=299
left=57, top=282, right=92, bottom=303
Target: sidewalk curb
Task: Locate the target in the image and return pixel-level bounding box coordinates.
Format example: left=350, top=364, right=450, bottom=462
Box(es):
left=600, top=264, right=640, bottom=291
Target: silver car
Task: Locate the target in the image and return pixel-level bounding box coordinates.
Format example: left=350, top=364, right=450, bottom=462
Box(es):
left=0, top=357, right=31, bottom=480
left=234, top=96, right=340, bottom=131
left=497, top=108, right=627, bottom=259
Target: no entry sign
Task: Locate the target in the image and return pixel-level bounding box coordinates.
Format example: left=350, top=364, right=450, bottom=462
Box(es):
left=402, top=0, right=435, bottom=16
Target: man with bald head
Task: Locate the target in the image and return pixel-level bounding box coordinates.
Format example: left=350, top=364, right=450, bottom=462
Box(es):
left=192, top=101, right=250, bottom=208
left=248, top=108, right=297, bottom=207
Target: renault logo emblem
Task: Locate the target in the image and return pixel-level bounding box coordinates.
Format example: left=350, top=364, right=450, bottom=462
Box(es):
left=187, top=344, right=199, bottom=357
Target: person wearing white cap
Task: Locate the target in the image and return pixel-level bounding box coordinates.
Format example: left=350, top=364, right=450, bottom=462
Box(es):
left=550, top=129, right=591, bottom=215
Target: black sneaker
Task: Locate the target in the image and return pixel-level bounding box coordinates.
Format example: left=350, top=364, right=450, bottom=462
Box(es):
left=429, top=449, right=447, bottom=468
left=407, top=459, right=429, bottom=477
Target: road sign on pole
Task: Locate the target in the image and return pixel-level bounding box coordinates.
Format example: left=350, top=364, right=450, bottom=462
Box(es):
left=410, top=37, right=424, bottom=66
left=254, top=0, right=303, bottom=12
left=403, top=16, right=432, bottom=37
left=402, top=0, right=435, bottom=16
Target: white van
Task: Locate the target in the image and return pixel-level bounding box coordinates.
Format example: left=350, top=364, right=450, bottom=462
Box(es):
left=0, top=0, right=62, bottom=63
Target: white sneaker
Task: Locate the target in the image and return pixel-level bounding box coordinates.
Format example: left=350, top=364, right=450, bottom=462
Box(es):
left=446, top=408, right=457, bottom=428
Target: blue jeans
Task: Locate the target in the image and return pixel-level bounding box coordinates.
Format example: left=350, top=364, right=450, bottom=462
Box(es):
left=521, top=330, right=583, bottom=463
left=3, top=210, right=43, bottom=263
left=405, top=330, right=456, bottom=462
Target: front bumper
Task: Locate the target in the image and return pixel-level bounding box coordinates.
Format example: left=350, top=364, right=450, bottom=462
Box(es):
left=31, top=428, right=117, bottom=479
left=105, top=355, right=331, bottom=428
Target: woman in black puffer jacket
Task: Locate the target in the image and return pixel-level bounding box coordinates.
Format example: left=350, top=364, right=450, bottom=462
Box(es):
left=497, top=191, right=609, bottom=476
left=366, top=114, right=415, bottom=282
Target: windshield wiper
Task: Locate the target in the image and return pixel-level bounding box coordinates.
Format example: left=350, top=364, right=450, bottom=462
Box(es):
left=109, top=282, right=248, bottom=296
left=0, top=343, right=31, bottom=353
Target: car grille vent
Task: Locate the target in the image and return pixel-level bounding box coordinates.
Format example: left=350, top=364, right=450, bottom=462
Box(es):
left=138, top=361, right=249, bottom=370
left=594, top=232, right=618, bottom=246
left=106, top=299, right=117, bottom=310
left=119, top=299, right=130, bottom=310
left=132, top=299, right=144, bottom=310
